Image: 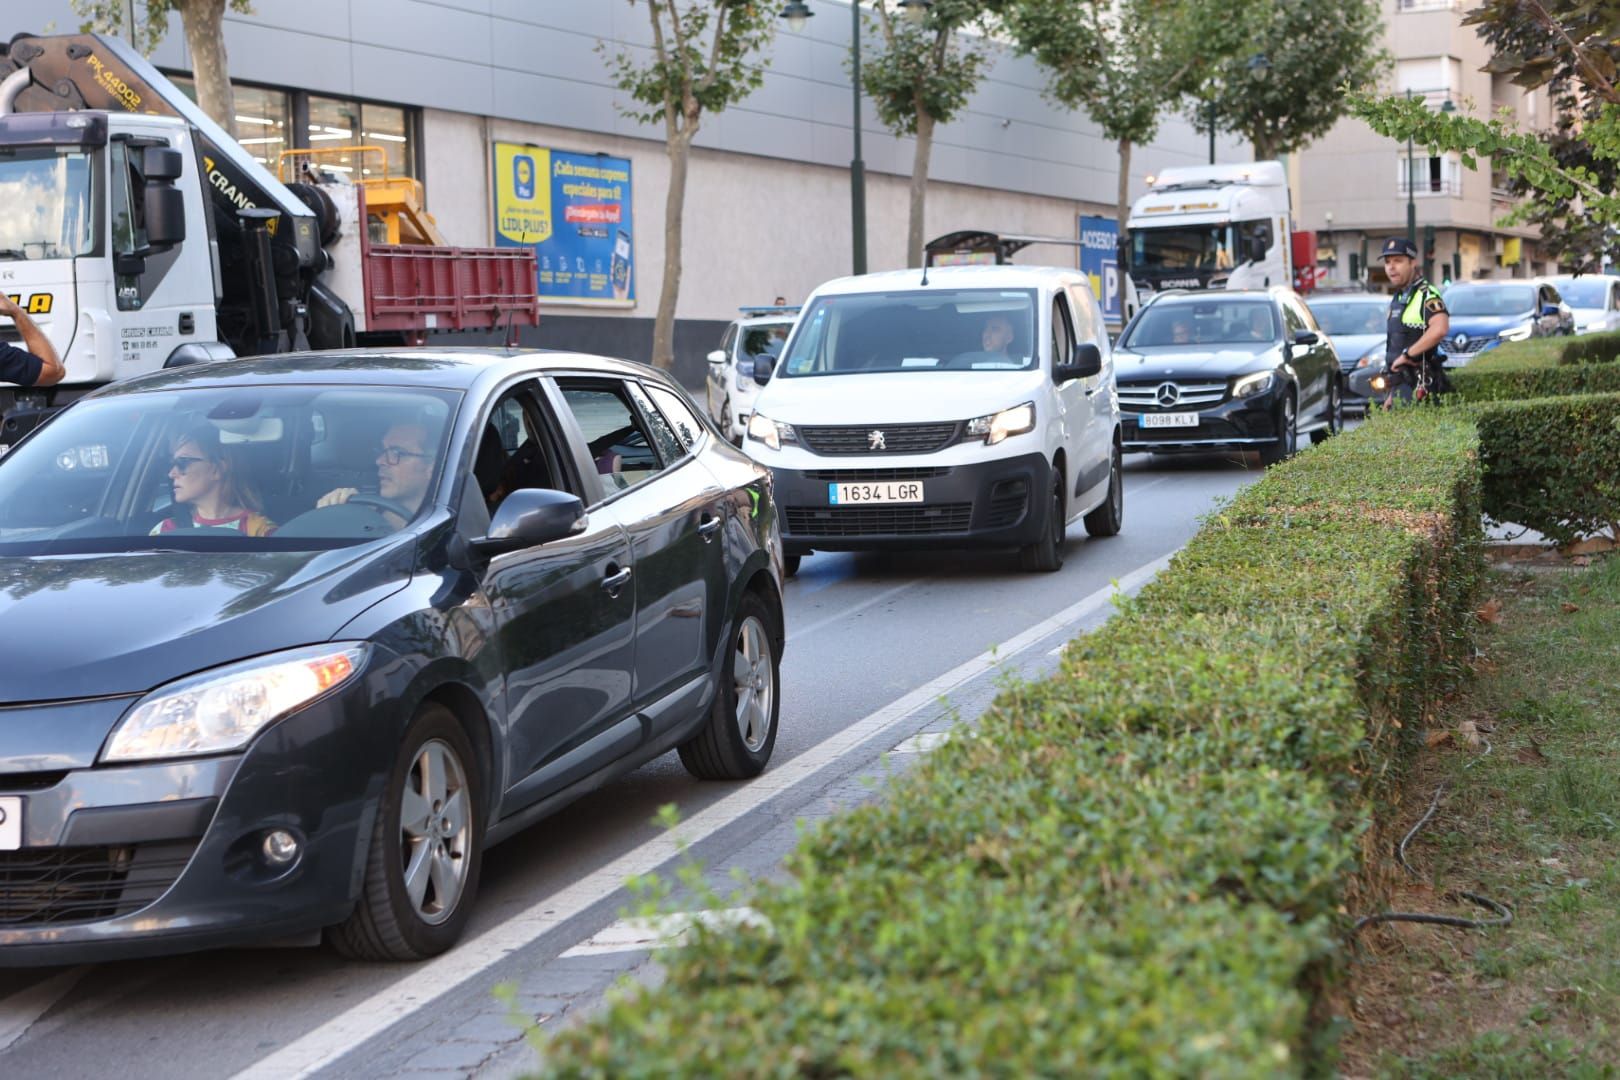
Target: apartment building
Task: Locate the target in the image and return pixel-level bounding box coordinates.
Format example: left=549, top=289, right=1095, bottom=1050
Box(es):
left=1298, top=0, right=1556, bottom=289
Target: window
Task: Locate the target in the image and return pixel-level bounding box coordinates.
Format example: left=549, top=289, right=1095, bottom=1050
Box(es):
left=1400, top=153, right=1461, bottom=196
left=645, top=386, right=705, bottom=451
left=470, top=387, right=566, bottom=520
left=627, top=383, right=687, bottom=463
left=1066, top=285, right=1100, bottom=344
left=1051, top=296, right=1075, bottom=369
left=557, top=382, right=664, bottom=493
left=1281, top=300, right=1306, bottom=335
left=108, top=140, right=144, bottom=258
left=308, top=96, right=414, bottom=179
left=167, top=76, right=291, bottom=171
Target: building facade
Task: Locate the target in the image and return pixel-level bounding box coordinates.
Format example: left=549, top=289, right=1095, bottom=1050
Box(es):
left=1298, top=0, right=1557, bottom=291
left=26, top=0, right=1244, bottom=384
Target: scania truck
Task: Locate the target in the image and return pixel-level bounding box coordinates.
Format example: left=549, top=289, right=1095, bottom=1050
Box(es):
left=0, top=31, right=538, bottom=447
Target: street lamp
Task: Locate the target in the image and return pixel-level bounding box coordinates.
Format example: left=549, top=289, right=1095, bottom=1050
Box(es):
left=897, top=0, right=931, bottom=22
left=780, top=2, right=812, bottom=34
left=1207, top=53, right=1271, bottom=166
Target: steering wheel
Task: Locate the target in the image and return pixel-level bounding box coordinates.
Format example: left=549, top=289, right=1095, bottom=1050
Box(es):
left=345, top=493, right=414, bottom=521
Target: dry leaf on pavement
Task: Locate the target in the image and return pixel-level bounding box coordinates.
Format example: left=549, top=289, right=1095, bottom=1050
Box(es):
left=1476, top=599, right=1504, bottom=624
left=1425, top=729, right=1452, bottom=748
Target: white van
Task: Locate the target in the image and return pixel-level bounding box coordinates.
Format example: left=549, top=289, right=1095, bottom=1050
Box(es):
left=743, top=266, right=1123, bottom=574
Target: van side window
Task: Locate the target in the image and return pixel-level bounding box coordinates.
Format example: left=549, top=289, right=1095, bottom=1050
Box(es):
left=1051, top=296, right=1075, bottom=371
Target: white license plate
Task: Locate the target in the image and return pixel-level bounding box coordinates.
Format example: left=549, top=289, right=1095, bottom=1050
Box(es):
left=829, top=481, right=925, bottom=505
left=0, top=797, right=20, bottom=851
left=1139, top=412, right=1200, bottom=429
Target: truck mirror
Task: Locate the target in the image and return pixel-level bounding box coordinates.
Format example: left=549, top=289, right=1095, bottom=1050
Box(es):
left=142, top=146, right=184, bottom=183
left=144, top=185, right=186, bottom=248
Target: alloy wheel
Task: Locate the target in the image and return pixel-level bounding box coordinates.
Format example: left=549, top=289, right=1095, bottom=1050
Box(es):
left=398, top=738, right=473, bottom=925
left=733, top=616, right=775, bottom=752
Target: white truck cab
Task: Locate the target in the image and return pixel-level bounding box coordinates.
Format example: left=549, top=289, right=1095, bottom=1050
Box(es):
left=1125, top=162, right=1294, bottom=302
left=744, top=265, right=1123, bottom=574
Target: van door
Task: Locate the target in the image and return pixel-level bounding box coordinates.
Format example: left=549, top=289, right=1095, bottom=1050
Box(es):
left=1060, top=285, right=1111, bottom=504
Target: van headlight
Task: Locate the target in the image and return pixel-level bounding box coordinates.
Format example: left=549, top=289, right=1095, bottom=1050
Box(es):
left=746, top=412, right=797, bottom=451
left=101, top=643, right=369, bottom=762
left=1499, top=323, right=1534, bottom=342
left=965, top=402, right=1036, bottom=446
left=1232, top=372, right=1275, bottom=399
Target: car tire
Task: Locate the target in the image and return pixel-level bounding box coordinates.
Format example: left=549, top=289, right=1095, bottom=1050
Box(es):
left=330, top=703, right=484, bottom=962
left=1018, top=469, right=1066, bottom=573
left=678, top=593, right=781, bottom=780
left=1259, top=390, right=1297, bottom=466
left=719, top=400, right=733, bottom=440
left=1310, top=379, right=1343, bottom=445
left=1082, top=441, right=1123, bottom=538
left=782, top=554, right=801, bottom=578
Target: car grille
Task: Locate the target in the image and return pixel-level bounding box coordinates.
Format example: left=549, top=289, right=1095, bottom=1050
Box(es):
left=0, top=842, right=197, bottom=926
left=1444, top=335, right=1490, bottom=355
left=797, top=422, right=960, bottom=455
left=799, top=467, right=950, bottom=482
left=786, top=504, right=973, bottom=536
left=1117, top=380, right=1228, bottom=411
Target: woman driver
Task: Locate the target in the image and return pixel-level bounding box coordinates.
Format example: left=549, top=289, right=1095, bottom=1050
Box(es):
left=151, top=426, right=277, bottom=536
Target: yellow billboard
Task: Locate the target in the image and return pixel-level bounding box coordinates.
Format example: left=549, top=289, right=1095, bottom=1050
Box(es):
left=494, top=143, right=552, bottom=246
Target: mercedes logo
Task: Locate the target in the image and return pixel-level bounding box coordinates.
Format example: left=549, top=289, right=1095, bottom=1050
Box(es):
left=1155, top=382, right=1181, bottom=407
left=867, top=429, right=887, bottom=451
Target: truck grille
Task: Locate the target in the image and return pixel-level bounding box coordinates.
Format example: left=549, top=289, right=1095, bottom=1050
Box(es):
left=1117, top=380, right=1228, bottom=411
left=786, top=504, right=973, bottom=536
left=797, top=422, right=960, bottom=455
left=0, top=843, right=196, bottom=926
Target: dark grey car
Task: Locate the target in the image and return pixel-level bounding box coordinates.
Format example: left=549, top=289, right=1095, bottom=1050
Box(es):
left=0, top=350, right=784, bottom=964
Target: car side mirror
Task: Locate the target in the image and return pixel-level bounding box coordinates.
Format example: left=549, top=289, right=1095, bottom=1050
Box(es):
left=707, top=349, right=726, bottom=365
left=1055, top=342, right=1103, bottom=382
left=471, top=489, right=586, bottom=557
left=752, top=354, right=777, bottom=384
left=1292, top=329, right=1320, bottom=346
left=1540, top=303, right=1561, bottom=318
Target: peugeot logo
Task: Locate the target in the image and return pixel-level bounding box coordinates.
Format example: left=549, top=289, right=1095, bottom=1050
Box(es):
left=867, top=429, right=887, bottom=451
left=1155, top=382, right=1181, bottom=407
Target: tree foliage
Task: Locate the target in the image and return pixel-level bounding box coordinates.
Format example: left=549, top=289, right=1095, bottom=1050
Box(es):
left=72, top=0, right=251, bottom=57
left=600, top=1, right=775, bottom=370
left=1202, top=0, right=1387, bottom=160
left=1352, top=0, right=1620, bottom=271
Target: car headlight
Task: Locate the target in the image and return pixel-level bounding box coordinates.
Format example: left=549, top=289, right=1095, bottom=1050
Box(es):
left=1232, top=371, right=1275, bottom=399
left=1356, top=347, right=1382, bottom=369
left=101, top=643, right=369, bottom=763
left=965, top=402, right=1036, bottom=446
left=746, top=412, right=797, bottom=451
left=1499, top=323, right=1534, bottom=342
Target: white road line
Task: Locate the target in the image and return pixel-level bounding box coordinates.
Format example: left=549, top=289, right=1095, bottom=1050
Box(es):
left=891, top=731, right=954, bottom=754
left=558, top=907, right=766, bottom=958
left=789, top=577, right=922, bottom=639
left=233, top=551, right=1173, bottom=1080
left=0, top=967, right=88, bottom=1053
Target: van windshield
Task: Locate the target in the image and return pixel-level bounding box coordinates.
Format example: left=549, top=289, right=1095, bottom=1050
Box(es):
left=778, top=289, right=1039, bottom=376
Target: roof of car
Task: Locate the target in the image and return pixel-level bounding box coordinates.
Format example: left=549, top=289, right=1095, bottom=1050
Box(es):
left=735, top=313, right=797, bottom=328
left=88, top=348, right=666, bottom=398
left=1145, top=287, right=1293, bottom=306
left=808, top=264, right=1086, bottom=297
left=1309, top=292, right=1387, bottom=304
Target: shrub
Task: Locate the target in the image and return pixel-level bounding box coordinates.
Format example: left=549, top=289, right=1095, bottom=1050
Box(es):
left=1471, top=392, right=1620, bottom=544
left=1557, top=330, right=1620, bottom=366
left=1451, top=334, right=1620, bottom=401
left=535, top=414, right=1483, bottom=1078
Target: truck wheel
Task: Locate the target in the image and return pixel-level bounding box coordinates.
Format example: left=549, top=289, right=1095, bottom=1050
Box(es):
left=1018, top=471, right=1066, bottom=573
left=329, top=703, right=484, bottom=961
left=1082, top=442, right=1123, bottom=538
left=1259, top=391, right=1297, bottom=466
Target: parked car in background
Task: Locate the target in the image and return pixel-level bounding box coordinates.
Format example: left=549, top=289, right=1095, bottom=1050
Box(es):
left=1544, top=275, right=1620, bottom=335
left=706, top=307, right=799, bottom=445
left=1113, top=287, right=1343, bottom=464
left=1439, top=279, right=1573, bottom=364
left=1306, top=291, right=1388, bottom=412
left=744, top=266, right=1123, bottom=575
left=0, top=349, right=784, bottom=965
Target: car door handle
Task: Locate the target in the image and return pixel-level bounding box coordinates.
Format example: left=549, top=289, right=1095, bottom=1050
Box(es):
left=698, top=513, right=722, bottom=540
left=601, top=566, right=632, bottom=593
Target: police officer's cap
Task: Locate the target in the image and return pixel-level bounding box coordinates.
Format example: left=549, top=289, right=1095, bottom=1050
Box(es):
left=1380, top=236, right=1419, bottom=260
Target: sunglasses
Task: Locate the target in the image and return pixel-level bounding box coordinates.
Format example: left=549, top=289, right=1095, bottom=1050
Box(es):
left=377, top=446, right=431, bottom=466
left=169, top=455, right=208, bottom=474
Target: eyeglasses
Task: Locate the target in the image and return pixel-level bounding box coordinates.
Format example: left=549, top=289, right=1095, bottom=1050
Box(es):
left=377, top=445, right=431, bottom=466
left=170, top=455, right=206, bottom=474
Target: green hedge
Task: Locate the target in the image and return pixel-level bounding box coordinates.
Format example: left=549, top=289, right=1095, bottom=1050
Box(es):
left=1451, top=334, right=1620, bottom=402
left=535, top=413, right=1484, bottom=1078
left=1473, top=392, right=1620, bottom=544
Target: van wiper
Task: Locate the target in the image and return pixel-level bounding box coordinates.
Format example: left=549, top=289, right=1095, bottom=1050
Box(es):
left=0, top=249, right=29, bottom=260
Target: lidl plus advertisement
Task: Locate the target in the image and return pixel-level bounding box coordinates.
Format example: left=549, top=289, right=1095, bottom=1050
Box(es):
left=493, top=142, right=634, bottom=306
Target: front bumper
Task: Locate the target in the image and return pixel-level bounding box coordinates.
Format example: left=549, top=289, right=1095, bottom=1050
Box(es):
left=1121, top=391, right=1283, bottom=454
left=769, top=451, right=1052, bottom=553
left=0, top=668, right=398, bottom=966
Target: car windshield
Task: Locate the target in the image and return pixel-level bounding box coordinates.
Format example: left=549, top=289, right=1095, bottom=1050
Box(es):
left=1121, top=299, right=1278, bottom=347
left=1311, top=300, right=1386, bottom=336
left=1548, top=278, right=1610, bottom=308
left=0, top=385, right=459, bottom=556
left=0, top=146, right=95, bottom=259
left=1443, top=285, right=1536, bottom=317
left=739, top=321, right=793, bottom=359
left=1130, top=226, right=1235, bottom=273
left=778, top=288, right=1039, bottom=376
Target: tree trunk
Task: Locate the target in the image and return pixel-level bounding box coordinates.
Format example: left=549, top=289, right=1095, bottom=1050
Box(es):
left=906, top=111, right=936, bottom=268
left=180, top=0, right=237, bottom=139
left=1253, top=130, right=1276, bottom=161
left=1116, top=137, right=1132, bottom=236
left=652, top=129, right=694, bottom=372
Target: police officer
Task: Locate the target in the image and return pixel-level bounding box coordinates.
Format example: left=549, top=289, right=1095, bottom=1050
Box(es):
left=1379, top=236, right=1450, bottom=403
left=0, top=294, right=65, bottom=388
